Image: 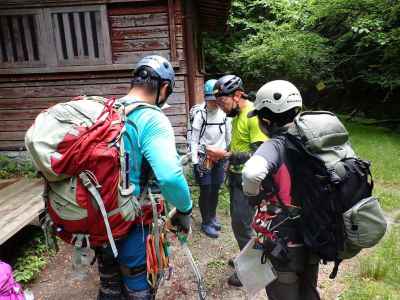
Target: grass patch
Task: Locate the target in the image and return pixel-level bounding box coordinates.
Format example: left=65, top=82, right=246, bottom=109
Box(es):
left=340, top=225, right=400, bottom=300
left=344, top=121, right=400, bottom=185
left=343, top=120, right=400, bottom=210
left=13, top=229, right=55, bottom=284
left=0, top=155, right=37, bottom=179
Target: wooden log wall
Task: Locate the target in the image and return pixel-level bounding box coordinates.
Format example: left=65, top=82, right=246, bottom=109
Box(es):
left=0, top=0, right=189, bottom=151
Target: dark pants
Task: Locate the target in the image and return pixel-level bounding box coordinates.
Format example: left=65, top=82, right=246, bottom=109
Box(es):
left=194, top=161, right=225, bottom=224
left=96, top=225, right=153, bottom=300
left=266, top=246, right=321, bottom=300
left=228, top=173, right=256, bottom=250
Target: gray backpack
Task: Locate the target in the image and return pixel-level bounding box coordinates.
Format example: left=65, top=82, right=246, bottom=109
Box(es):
left=285, top=111, right=387, bottom=278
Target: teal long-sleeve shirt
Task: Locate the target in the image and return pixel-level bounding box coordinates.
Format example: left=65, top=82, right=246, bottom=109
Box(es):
left=121, top=99, right=192, bottom=213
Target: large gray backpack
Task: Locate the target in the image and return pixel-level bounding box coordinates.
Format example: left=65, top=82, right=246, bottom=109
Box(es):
left=284, top=111, right=387, bottom=278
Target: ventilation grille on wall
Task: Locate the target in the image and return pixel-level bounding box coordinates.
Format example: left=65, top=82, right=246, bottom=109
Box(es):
left=0, top=14, right=40, bottom=64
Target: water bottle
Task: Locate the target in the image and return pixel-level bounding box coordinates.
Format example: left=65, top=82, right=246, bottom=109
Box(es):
left=24, top=288, right=35, bottom=300
left=71, top=247, right=93, bottom=280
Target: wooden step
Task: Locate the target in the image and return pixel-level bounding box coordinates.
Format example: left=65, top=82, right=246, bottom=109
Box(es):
left=0, top=178, right=45, bottom=245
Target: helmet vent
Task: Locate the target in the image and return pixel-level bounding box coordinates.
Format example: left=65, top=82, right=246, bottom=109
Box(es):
left=273, top=93, right=282, bottom=100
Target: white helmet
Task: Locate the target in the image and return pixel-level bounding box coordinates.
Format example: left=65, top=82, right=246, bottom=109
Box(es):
left=248, top=80, right=302, bottom=117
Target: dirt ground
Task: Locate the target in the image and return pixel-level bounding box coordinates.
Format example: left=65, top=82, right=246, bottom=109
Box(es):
left=29, top=207, right=356, bottom=300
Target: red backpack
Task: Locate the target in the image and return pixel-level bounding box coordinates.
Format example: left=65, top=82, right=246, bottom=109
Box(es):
left=25, top=96, right=162, bottom=256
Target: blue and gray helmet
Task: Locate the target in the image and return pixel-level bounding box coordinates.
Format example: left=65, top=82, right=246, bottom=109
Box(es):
left=204, top=79, right=217, bottom=101
left=214, top=75, right=244, bottom=97
left=135, top=55, right=175, bottom=93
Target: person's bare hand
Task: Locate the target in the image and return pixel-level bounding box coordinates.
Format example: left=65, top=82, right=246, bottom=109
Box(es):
left=206, top=146, right=227, bottom=161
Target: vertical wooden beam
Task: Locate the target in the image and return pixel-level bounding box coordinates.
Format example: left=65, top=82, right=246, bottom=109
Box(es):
left=183, top=0, right=196, bottom=108
left=168, top=0, right=177, bottom=63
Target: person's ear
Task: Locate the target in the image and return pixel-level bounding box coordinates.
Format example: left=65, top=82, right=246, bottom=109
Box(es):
left=233, top=90, right=242, bottom=103
left=160, top=83, right=170, bottom=98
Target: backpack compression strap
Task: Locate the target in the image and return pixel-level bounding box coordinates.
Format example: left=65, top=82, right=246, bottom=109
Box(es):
left=79, top=171, right=118, bottom=257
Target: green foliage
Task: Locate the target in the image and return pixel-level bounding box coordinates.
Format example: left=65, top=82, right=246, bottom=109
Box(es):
left=204, top=0, right=400, bottom=116
left=13, top=230, right=55, bottom=284
left=308, top=0, right=400, bottom=91
left=0, top=155, right=37, bottom=179
left=340, top=226, right=400, bottom=300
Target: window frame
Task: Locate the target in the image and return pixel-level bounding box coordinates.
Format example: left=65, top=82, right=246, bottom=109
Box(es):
left=0, top=5, right=112, bottom=73
left=0, top=8, right=48, bottom=69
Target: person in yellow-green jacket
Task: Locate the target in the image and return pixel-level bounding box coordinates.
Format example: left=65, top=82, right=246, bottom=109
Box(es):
left=206, top=75, right=268, bottom=287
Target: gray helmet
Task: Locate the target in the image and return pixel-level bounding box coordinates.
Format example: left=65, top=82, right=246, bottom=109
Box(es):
left=214, top=75, right=244, bottom=97
left=135, top=55, right=175, bottom=92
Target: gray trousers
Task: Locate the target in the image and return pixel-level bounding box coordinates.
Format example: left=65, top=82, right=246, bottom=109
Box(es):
left=228, top=173, right=256, bottom=250
left=266, top=246, right=321, bottom=300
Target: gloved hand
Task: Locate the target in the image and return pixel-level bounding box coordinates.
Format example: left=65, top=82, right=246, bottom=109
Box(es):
left=194, top=164, right=204, bottom=178
left=170, top=208, right=192, bottom=236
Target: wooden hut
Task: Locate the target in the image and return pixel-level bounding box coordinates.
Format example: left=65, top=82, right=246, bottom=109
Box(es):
left=0, top=0, right=231, bottom=154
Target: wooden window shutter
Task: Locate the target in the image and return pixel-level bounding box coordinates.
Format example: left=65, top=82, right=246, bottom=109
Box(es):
left=46, top=5, right=112, bottom=66
left=0, top=9, right=46, bottom=68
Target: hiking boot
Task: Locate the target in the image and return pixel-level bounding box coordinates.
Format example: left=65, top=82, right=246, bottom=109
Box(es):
left=228, top=272, right=242, bottom=287
left=228, top=258, right=235, bottom=268
left=201, top=223, right=219, bottom=238
left=210, top=218, right=222, bottom=231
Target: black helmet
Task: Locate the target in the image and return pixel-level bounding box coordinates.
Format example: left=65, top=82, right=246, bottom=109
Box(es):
left=214, top=75, right=244, bottom=97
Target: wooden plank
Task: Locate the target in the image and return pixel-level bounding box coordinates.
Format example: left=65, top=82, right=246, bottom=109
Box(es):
left=63, top=12, right=75, bottom=60
left=174, top=135, right=185, bottom=144
left=0, top=77, right=186, bottom=90
left=111, top=24, right=183, bottom=40
left=0, top=109, right=42, bottom=120
left=0, top=178, right=42, bottom=206
left=108, top=6, right=167, bottom=16
left=0, top=92, right=185, bottom=111
left=168, top=0, right=177, bottom=62
left=52, top=12, right=65, bottom=62
left=0, top=59, right=183, bottom=74
left=112, top=36, right=183, bottom=51
left=40, top=7, right=58, bottom=67
left=0, top=195, right=44, bottom=245
left=84, top=11, right=95, bottom=59
left=167, top=114, right=186, bottom=127
left=109, top=13, right=168, bottom=28
left=0, top=131, right=26, bottom=141
left=163, top=103, right=186, bottom=116
left=0, top=120, right=34, bottom=131
left=1, top=16, right=14, bottom=63
left=112, top=48, right=184, bottom=65
left=11, top=16, right=24, bottom=62
left=0, top=83, right=130, bottom=99
left=95, top=9, right=104, bottom=60
left=0, top=178, right=20, bottom=190
left=0, top=109, right=188, bottom=126
left=111, top=25, right=169, bottom=40
left=22, top=15, right=35, bottom=62
left=0, top=0, right=160, bottom=9
left=173, top=126, right=186, bottom=136
left=73, top=12, right=84, bottom=57
left=0, top=141, right=25, bottom=150
left=100, top=5, right=112, bottom=64
left=112, top=38, right=170, bottom=52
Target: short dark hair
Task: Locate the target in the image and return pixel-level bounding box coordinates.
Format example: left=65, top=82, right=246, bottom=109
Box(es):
left=130, top=66, right=161, bottom=94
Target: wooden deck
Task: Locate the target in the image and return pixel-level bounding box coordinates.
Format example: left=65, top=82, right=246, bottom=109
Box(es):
left=0, top=178, right=44, bottom=245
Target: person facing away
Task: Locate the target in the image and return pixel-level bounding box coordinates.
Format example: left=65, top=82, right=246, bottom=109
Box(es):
left=191, top=79, right=231, bottom=239
left=96, top=55, right=192, bottom=300
left=206, top=75, right=268, bottom=287
left=242, top=80, right=320, bottom=300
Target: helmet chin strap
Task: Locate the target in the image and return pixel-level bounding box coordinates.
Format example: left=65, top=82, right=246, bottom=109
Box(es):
left=227, top=103, right=240, bottom=117
left=154, top=79, right=161, bottom=107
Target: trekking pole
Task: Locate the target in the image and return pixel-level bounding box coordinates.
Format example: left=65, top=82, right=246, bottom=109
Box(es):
left=166, top=208, right=207, bottom=300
